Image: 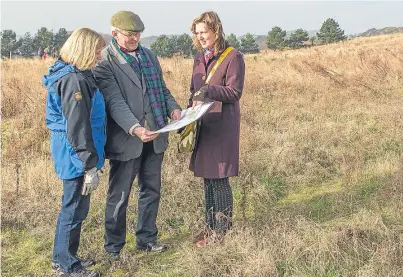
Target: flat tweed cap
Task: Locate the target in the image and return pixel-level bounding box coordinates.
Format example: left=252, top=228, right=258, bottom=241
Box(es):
left=111, top=10, right=145, bottom=32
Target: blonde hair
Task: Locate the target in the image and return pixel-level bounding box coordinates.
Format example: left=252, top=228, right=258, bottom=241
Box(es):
left=60, top=28, right=106, bottom=70
left=190, top=11, right=226, bottom=54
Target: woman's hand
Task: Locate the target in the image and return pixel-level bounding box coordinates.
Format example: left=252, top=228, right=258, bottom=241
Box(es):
left=191, top=86, right=208, bottom=108
left=192, top=100, right=204, bottom=108
left=192, top=86, right=208, bottom=101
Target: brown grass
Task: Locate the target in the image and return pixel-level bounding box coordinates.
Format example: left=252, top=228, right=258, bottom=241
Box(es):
left=1, top=34, right=403, bottom=276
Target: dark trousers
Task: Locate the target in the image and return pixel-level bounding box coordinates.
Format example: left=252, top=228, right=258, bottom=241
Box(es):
left=104, top=142, right=164, bottom=253
left=53, top=176, right=90, bottom=273
left=204, top=178, right=233, bottom=233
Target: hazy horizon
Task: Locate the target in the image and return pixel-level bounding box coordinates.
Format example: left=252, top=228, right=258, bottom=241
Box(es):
left=2, top=1, right=403, bottom=37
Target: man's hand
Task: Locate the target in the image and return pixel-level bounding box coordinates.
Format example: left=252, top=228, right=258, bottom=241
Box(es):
left=170, top=109, right=181, bottom=121
left=82, top=168, right=99, bottom=196
left=133, top=126, right=159, bottom=142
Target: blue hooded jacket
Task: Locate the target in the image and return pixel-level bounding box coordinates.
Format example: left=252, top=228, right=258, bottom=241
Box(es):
left=43, top=59, right=106, bottom=179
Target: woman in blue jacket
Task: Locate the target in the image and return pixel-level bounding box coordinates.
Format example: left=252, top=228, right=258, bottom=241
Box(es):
left=42, top=28, right=106, bottom=277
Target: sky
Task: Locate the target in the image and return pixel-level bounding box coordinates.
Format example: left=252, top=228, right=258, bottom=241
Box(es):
left=1, top=1, right=403, bottom=37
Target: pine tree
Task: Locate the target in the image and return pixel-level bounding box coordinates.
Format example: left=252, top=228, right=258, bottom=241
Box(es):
left=266, top=26, right=286, bottom=50
left=286, top=29, right=309, bottom=49
left=150, top=35, right=174, bottom=57
left=20, top=32, right=36, bottom=57
left=175, top=33, right=194, bottom=57
left=54, top=28, right=70, bottom=49
left=34, top=27, right=54, bottom=49
left=240, top=33, right=259, bottom=54
left=309, top=36, right=316, bottom=46
left=316, top=18, right=346, bottom=44
left=226, top=33, right=240, bottom=49
left=1, top=29, right=17, bottom=58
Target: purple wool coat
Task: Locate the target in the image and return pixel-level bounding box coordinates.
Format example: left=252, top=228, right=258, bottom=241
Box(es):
left=188, top=46, right=245, bottom=179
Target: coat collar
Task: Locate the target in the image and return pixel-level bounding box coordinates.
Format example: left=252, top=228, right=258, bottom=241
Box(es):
left=195, top=42, right=231, bottom=66
left=196, top=42, right=231, bottom=59
left=195, top=51, right=206, bottom=65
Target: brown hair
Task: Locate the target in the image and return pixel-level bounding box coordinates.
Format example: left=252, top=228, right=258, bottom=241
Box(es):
left=190, top=11, right=226, bottom=54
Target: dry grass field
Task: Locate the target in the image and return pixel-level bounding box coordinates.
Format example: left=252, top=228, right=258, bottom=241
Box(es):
left=1, top=34, right=403, bottom=276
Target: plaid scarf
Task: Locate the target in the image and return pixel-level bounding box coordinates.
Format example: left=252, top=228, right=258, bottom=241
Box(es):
left=112, top=38, right=168, bottom=129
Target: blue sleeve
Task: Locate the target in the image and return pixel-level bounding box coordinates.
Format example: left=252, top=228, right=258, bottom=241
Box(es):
left=56, top=73, right=98, bottom=170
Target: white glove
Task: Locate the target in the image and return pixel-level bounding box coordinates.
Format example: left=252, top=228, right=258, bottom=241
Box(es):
left=82, top=168, right=99, bottom=196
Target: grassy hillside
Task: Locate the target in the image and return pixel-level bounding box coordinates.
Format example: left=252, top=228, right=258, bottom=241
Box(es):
left=360, top=27, right=403, bottom=37
left=1, top=34, right=403, bottom=276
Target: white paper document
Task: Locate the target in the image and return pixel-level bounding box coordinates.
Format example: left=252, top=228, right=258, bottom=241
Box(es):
left=149, top=102, right=214, bottom=134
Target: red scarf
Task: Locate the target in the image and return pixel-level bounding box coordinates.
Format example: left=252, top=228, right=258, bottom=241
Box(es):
left=204, top=48, right=214, bottom=64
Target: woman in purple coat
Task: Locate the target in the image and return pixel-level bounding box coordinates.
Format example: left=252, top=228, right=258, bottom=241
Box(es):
left=189, top=11, right=245, bottom=247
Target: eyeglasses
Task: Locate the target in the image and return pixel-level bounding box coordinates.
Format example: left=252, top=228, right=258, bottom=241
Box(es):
left=115, top=29, right=142, bottom=38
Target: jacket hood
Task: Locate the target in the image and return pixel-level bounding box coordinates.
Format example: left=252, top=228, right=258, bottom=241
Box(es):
left=42, top=58, right=77, bottom=89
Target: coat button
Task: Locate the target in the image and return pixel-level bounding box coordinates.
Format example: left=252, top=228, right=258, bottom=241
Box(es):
left=201, top=75, right=206, bottom=80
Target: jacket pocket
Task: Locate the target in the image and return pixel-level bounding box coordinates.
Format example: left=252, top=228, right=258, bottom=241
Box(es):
left=50, top=132, right=84, bottom=179
left=105, top=122, right=127, bottom=154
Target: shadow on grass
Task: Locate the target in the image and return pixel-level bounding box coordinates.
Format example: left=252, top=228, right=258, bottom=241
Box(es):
left=244, top=172, right=398, bottom=227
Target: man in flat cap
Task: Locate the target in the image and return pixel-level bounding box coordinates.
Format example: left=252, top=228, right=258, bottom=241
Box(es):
left=93, top=10, right=181, bottom=260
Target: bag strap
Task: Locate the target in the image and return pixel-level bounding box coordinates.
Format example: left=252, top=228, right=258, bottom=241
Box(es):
left=205, top=46, right=234, bottom=84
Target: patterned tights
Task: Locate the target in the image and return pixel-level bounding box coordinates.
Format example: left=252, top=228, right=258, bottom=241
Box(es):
left=203, top=178, right=233, bottom=233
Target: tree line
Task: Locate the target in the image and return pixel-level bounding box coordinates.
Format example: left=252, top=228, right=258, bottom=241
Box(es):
left=149, top=33, right=260, bottom=57
left=1, top=27, right=70, bottom=58
left=1, top=18, right=346, bottom=58
left=150, top=18, right=345, bottom=56
left=266, top=18, right=346, bottom=50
